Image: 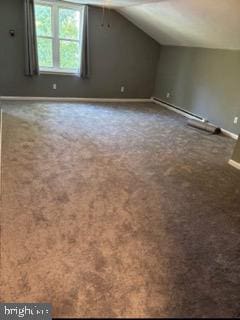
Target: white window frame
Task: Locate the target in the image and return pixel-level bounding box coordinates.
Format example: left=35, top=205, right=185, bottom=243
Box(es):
left=35, top=0, right=84, bottom=75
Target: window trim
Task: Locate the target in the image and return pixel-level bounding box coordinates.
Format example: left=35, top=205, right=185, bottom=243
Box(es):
left=35, top=0, right=83, bottom=75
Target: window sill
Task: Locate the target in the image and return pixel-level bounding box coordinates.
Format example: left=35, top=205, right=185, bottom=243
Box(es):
left=40, top=69, right=80, bottom=77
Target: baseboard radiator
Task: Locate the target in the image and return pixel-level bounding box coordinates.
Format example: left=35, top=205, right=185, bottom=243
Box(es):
left=152, top=97, right=203, bottom=120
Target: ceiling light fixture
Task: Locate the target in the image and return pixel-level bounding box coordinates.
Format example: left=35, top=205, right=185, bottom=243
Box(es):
left=101, top=0, right=111, bottom=28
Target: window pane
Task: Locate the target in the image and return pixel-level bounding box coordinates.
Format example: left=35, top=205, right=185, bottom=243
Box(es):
left=59, top=8, right=80, bottom=40
left=37, top=38, right=53, bottom=68
left=35, top=5, right=52, bottom=37
left=60, top=40, right=80, bottom=69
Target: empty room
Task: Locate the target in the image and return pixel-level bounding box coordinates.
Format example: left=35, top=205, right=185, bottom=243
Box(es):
left=0, top=0, right=239, bottom=319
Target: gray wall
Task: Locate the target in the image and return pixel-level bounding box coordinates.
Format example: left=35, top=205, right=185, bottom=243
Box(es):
left=232, top=137, right=240, bottom=163
left=154, top=46, right=240, bottom=134
left=0, top=0, right=160, bottom=98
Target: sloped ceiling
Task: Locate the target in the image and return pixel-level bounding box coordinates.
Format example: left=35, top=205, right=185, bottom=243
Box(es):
left=118, top=0, right=240, bottom=50
left=65, top=0, right=162, bottom=8
left=66, top=0, right=240, bottom=50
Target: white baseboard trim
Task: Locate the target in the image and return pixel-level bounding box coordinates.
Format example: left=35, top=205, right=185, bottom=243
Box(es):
left=220, top=129, right=238, bottom=140
left=151, top=97, right=239, bottom=140
left=0, top=96, right=151, bottom=103
left=151, top=97, right=203, bottom=121
left=229, top=159, right=240, bottom=170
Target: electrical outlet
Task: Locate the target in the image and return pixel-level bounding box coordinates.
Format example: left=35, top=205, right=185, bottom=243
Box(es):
left=121, top=86, right=125, bottom=93
left=166, top=92, right=171, bottom=99
left=53, top=83, right=57, bottom=90
left=234, top=117, right=238, bottom=124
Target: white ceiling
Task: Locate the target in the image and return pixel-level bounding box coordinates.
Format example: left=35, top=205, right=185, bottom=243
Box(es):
left=67, top=0, right=240, bottom=50
left=65, top=0, right=161, bottom=8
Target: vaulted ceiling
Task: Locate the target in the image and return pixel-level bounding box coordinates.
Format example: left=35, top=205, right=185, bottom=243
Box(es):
left=68, top=0, right=240, bottom=50
left=66, top=0, right=162, bottom=8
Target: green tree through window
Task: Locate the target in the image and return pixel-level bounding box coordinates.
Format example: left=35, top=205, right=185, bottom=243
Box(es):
left=35, top=2, right=82, bottom=73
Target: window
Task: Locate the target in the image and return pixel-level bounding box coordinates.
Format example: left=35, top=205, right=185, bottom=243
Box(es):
left=35, top=1, right=83, bottom=74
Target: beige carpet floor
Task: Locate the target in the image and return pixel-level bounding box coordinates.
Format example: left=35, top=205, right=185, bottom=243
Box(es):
left=0, top=101, right=240, bottom=318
